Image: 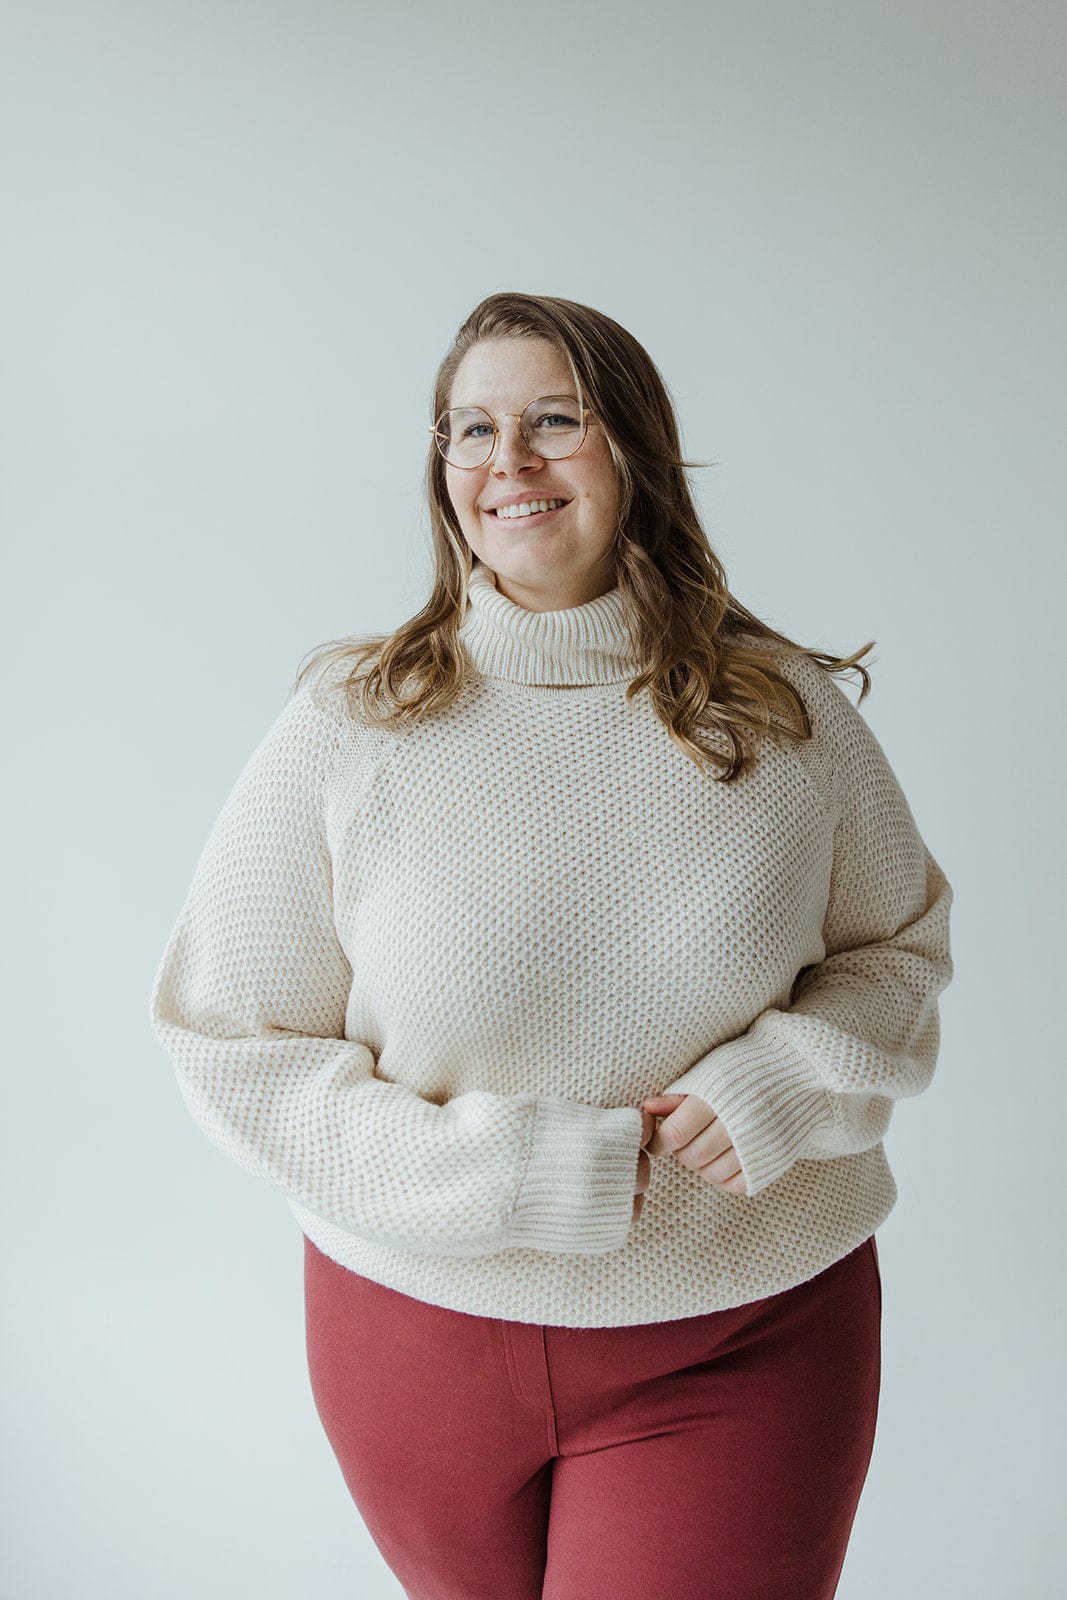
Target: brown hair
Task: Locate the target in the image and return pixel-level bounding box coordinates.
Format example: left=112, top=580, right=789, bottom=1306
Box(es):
left=293, top=291, right=873, bottom=781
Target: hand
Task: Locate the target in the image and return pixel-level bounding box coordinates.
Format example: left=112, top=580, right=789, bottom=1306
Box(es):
left=641, top=1093, right=749, bottom=1197
left=632, top=1107, right=656, bottom=1224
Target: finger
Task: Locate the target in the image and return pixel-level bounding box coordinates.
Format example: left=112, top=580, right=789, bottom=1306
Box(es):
left=718, top=1169, right=749, bottom=1196
left=642, top=1094, right=686, bottom=1112
left=641, top=1096, right=683, bottom=1156
left=646, top=1099, right=718, bottom=1159
left=691, top=1146, right=742, bottom=1186
left=635, top=1149, right=651, bottom=1194
left=677, top=1138, right=748, bottom=1196
left=669, top=1122, right=735, bottom=1173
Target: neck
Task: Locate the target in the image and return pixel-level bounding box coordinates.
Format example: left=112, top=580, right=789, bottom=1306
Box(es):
left=491, top=558, right=618, bottom=613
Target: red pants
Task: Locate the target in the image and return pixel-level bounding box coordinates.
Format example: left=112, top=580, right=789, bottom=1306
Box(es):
left=304, top=1234, right=882, bottom=1600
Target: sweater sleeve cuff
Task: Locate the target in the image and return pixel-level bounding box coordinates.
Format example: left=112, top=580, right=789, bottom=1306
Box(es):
left=505, top=1099, right=644, bottom=1254
left=662, top=1030, right=834, bottom=1199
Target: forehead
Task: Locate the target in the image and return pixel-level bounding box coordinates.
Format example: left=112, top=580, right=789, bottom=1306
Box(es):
left=448, top=336, right=575, bottom=409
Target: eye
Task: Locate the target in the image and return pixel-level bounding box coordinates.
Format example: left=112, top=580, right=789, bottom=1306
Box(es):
left=535, top=411, right=579, bottom=430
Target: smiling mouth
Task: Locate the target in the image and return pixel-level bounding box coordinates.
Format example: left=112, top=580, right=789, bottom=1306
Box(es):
left=488, top=498, right=569, bottom=521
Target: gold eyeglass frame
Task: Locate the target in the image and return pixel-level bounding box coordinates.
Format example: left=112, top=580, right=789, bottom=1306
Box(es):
left=429, top=394, right=596, bottom=470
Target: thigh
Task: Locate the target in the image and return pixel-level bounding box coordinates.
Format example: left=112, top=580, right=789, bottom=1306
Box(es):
left=543, top=1237, right=882, bottom=1600
left=303, top=1237, right=551, bottom=1600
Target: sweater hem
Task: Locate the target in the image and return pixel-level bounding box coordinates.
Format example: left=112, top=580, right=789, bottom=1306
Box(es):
left=289, top=1146, right=898, bottom=1328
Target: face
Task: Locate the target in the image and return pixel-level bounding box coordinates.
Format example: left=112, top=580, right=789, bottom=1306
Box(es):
left=443, top=336, right=621, bottom=611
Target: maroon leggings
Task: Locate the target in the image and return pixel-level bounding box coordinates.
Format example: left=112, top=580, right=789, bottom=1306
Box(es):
left=304, top=1234, right=882, bottom=1600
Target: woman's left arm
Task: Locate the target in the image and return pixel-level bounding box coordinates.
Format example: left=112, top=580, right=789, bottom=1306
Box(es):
left=658, top=661, right=954, bottom=1200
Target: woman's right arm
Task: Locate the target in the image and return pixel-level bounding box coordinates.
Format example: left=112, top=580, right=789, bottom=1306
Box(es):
left=149, top=684, right=644, bottom=1258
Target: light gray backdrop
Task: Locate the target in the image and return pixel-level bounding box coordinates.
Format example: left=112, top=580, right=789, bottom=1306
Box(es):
left=3, top=1, right=1064, bottom=1595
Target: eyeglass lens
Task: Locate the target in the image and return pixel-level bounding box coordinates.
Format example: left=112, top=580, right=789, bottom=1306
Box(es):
left=435, top=396, right=585, bottom=468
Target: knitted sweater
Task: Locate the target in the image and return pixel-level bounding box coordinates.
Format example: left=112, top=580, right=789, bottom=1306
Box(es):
left=149, top=560, right=953, bottom=1327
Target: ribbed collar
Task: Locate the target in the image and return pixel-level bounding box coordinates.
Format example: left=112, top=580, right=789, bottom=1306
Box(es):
left=457, top=561, right=641, bottom=686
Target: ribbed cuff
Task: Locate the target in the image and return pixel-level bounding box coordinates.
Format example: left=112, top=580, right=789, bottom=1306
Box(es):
left=662, top=1030, right=834, bottom=1199
left=505, top=1099, right=644, bottom=1254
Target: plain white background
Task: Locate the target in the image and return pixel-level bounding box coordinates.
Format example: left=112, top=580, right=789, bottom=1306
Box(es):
left=3, top=1, right=1064, bottom=1595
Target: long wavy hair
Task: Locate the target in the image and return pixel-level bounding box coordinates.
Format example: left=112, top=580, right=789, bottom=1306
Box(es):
left=293, top=292, right=874, bottom=781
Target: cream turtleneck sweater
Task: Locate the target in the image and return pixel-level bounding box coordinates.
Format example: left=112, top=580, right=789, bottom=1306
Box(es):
left=149, top=560, right=953, bottom=1327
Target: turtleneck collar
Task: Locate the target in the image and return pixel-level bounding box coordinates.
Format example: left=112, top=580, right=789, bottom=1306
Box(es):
left=457, top=561, right=641, bottom=687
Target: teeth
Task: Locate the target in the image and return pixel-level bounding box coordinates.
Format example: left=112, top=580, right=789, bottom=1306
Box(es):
left=494, top=499, right=565, bottom=519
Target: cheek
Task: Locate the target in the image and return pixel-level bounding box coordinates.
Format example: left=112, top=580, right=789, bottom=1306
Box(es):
left=585, top=450, right=621, bottom=516
left=584, top=471, right=620, bottom=523
left=445, top=473, right=474, bottom=520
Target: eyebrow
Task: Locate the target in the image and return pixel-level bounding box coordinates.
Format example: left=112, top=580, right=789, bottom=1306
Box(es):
left=449, top=391, right=581, bottom=411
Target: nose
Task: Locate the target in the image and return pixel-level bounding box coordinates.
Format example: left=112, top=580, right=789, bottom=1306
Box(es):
left=490, top=415, right=541, bottom=475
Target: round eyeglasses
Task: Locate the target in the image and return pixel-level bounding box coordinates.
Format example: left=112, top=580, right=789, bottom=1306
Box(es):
left=430, top=394, right=594, bottom=470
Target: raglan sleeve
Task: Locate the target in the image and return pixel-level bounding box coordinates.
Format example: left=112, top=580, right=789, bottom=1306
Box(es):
left=148, top=680, right=643, bottom=1256
left=660, top=656, right=954, bottom=1200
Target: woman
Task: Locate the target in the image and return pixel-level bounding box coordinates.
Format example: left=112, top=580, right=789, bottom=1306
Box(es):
left=150, top=291, right=953, bottom=1599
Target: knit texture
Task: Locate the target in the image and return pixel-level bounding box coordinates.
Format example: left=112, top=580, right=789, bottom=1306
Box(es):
left=149, top=560, right=953, bottom=1327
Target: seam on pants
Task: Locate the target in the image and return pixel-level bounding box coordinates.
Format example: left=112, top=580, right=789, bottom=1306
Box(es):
left=867, top=1233, right=883, bottom=1316
left=500, top=1322, right=560, bottom=1456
